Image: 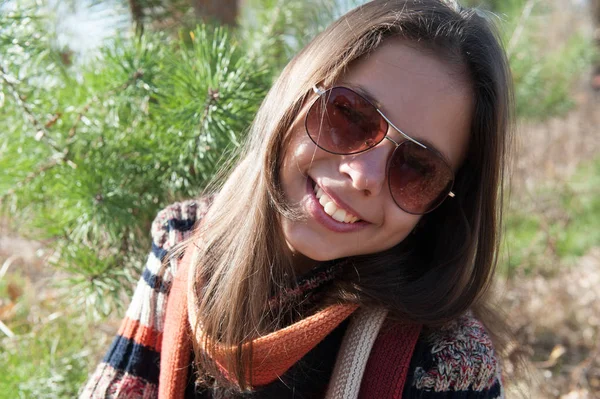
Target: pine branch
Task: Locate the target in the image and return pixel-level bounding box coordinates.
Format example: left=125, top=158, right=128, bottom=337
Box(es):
left=195, top=87, right=220, bottom=154
left=0, top=66, right=145, bottom=204
left=65, top=68, right=144, bottom=144
left=0, top=64, right=64, bottom=155
left=244, top=0, right=285, bottom=64
left=0, top=159, right=62, bottom=203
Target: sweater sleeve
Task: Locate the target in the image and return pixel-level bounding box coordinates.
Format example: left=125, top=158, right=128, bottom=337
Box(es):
left=402, top=314, right=504, bottom=399
left=79, top=199, right=211, bottom=399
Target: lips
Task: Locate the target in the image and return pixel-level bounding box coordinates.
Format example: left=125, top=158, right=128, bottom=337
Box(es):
left=304, top=177, right=369, bottom=233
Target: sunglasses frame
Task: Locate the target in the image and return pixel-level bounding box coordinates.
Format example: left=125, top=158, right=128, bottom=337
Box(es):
left=306, top=85, right=456, bottom=215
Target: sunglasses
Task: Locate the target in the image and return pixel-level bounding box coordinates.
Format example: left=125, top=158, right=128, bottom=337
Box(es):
left=305, top=86, right=455, bottom=215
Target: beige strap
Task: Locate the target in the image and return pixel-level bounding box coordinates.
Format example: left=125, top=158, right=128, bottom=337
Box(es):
left=325, top=307, right=389, bottom=399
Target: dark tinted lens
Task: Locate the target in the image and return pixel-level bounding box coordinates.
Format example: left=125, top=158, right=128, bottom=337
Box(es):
left=388, top=142, right=454, bottom=214
left=306, top=87, right=387, bottom=154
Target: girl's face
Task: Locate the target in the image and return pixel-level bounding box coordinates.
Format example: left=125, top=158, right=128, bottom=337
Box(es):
left=280, top=40, right=474, bottom=272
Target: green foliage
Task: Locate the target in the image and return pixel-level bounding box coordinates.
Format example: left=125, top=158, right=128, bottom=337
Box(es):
left=509, top=29, right=595, bottom=119
left=238, top=0, right=367, bottom=71
left=0, top=319, right=92, bottom=399
left=502, top=212, right=543, bottom=274
left=0, top=3, right=272, bottom=316
left=0, top=0, right=370, bottom=318
left=466, top=0, right=595, bottom=119
left=554, top=160, right=600, bottom=258
left=501, top=158, right=600, bottom=275
left=0, top=272, right=102, bottom=398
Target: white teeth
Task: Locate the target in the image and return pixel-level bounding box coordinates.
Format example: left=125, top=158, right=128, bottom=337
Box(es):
left=323, top=202, right=337, bottom=216
left=316, top=187, right=323, bottom=199
left=332, top=209, right=347, bottom=222
left=313, top=182, right=360, bottom=224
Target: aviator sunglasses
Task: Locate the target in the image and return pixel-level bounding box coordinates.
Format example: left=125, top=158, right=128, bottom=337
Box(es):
left=305, top=86, right=455, bottom=215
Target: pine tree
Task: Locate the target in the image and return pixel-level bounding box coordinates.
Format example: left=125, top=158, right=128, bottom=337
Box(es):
left=0, top=0, right=358, bottom=318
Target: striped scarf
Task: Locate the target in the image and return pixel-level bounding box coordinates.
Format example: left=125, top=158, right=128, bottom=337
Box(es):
left=159, top=244, right=360, bottom=398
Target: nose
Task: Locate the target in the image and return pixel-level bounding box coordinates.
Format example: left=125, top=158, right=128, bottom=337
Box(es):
left=338, top=140, right=394, bottom=197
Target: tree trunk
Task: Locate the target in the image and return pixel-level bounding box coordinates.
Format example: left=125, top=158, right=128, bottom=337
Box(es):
left=129, top=0, right=145, bottom=35
left=191, top=0, right=239, bottom=26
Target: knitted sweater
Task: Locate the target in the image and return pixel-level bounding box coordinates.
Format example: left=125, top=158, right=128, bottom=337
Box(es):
left=80, top=199, right=504, bottom=399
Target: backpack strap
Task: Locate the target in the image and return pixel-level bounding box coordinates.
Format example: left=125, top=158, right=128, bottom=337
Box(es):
left=325, top=307, right=388, bottom=399
left=325, top=308, right=422, bottom=399
left=358, top=319, right=422, bottom=398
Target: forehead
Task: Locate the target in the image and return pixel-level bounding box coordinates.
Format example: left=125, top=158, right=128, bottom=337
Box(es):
left=338, top=39, right=473, bottom=170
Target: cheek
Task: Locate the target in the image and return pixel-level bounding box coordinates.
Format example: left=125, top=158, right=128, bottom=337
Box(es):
left=280, top=128, right=329, bottom=189
left=279, top=137, right=317, bottom=210
left=280, top=136, right=310, bottom=187
left=286, top=137, right=318, bottom=168
left=281, top=117, right=308, bottom=168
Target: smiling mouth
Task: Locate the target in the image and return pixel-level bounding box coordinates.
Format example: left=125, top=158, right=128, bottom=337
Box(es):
left=312, top=182, right=362, bottom=224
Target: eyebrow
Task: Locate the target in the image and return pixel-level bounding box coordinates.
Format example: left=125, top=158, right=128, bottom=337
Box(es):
left=339, top=82, right=453, bottom=165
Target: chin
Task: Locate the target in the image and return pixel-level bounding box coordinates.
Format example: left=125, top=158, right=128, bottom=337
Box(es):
left=288, top=241, right=344, bottom=262
left=308, top=251, right=344, bottom=262
left=293, top=244, right=342, bottom=262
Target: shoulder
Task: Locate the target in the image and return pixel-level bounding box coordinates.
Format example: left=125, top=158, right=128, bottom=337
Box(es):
left=405, top=312, right=503, bottom=397
left=149, top=196, right=214, bottom=255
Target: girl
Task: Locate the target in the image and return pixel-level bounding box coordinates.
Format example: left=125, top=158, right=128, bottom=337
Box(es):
left=82, top=0, right=513, bottom=398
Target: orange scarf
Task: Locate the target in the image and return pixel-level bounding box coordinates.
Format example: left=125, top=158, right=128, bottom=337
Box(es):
left=159, top=245, right=358, bottom=398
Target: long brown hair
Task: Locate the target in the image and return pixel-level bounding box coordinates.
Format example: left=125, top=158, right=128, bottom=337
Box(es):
left=174, top=0, right=514, bottom=392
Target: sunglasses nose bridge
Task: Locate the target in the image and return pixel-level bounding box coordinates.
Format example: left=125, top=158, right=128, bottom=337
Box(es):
left=383, top=135, right=400, bottom=147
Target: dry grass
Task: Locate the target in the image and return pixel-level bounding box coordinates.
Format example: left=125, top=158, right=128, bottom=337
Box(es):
left=511, top=90, right=600, bottom=191
left=500, top=80, right=600, bottom=397
left=0, top=232, right=119, bottom=397
left=500, top=248, right=600, bottom=398
left=501, top=5, right=600, bottom=395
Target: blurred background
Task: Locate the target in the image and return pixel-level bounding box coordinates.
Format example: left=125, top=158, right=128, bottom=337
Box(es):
left=0, top=0, right=598, bottom=397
